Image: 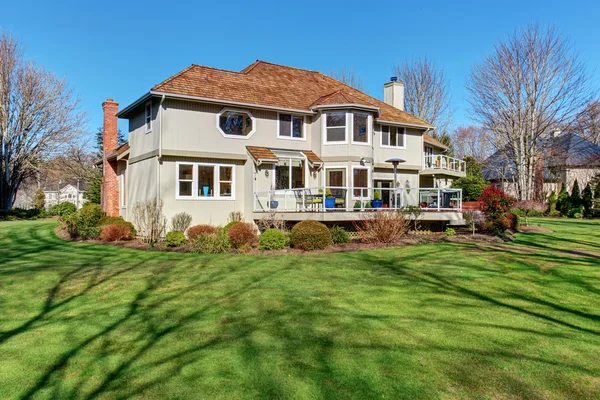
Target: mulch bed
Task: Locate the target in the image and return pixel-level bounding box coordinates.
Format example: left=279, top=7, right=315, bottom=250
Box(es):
left=518, top=226, right=553, bottom=233
left=55, top=226, right=514, bottom=255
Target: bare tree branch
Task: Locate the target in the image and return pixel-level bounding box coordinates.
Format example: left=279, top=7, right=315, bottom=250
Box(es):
left=467, top=23, right=591, bottom=200
left=393, top=57, right=454, bottom=144
left=0, top=30, right=85, bottom=209
left=328, top=67, right=365, bottom=91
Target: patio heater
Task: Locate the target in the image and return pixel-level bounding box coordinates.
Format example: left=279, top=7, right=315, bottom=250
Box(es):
left=385, top=158, right=406, bottom=209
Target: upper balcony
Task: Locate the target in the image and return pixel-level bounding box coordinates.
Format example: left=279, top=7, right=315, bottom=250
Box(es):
left=422, top=154, right=466, bottom=177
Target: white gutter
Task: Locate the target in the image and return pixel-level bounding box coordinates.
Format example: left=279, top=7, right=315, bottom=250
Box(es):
left=376, top=119, right=435, bottom=130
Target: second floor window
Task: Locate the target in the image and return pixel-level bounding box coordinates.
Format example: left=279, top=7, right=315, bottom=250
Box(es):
left=325, top=112, right=346, bottom=143
left=278, top=114, right=304, bottom=139
left=381, top=125, right=406, bottom=148
left=145, top=102, right=152, bottom=133
left=217, top=109, right=255, bottom=138
left=353, top=113, right=368, bottom=144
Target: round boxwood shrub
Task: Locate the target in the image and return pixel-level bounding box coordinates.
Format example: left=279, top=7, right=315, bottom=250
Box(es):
left=227, top=222, right=258, bottom=249
left=259, top=228, right=287, bottom=250
left=99, top=216, right=137, bottom=237
left=329, top=226, right=349, bottom=244
left=187, top=224, right=217, bottom=241
left=165, top=230, right=187, bottom=247
left=290, top=220, right=332, bottom=251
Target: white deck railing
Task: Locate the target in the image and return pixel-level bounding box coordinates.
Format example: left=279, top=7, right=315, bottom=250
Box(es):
left=424, top=154, right=466, bottom=173
left=254, top=186, right=462, bottom=213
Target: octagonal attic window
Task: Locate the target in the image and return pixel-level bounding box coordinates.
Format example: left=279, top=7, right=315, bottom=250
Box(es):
left=217, top=109, right=256, bottom=138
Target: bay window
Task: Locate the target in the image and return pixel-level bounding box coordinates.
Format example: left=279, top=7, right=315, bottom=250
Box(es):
left=352, top=113, right=369, bottom=144
left=176, top=162, right=235, bottom=199
left=325, top=112, right=347, bottom=143
left=381, top=125, right=406, bottom=148
left=278, top=114, right=304, bottom=139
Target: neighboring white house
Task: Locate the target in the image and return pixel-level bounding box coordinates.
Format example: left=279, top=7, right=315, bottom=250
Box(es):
left=44, top=183, right=87, bottom=210
left=101, top=61, right=465, bottom=226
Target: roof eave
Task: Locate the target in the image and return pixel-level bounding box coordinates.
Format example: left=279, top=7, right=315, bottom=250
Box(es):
left=375, top=119, right=435, bottom=130
left=116, top=92, right=153, bottom=118
left=310, top=104, right=381, bottom=115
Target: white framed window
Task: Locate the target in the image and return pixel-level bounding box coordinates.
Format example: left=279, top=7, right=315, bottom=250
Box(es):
left=352, top=166, right=370, bottom=199
left=351, top=112, right=371, bottom=145
left=381, top=125, right=406, bottom=148
left=277, top=113, right=305, bottom=140
left=216, top=108, right=256, bottom=139
left=176, top=162, right=235, bottom=200
left=273, top=152, right=307, bottom=190
left=145, top=102, right=152, bottom=133
left=324, top=111, right=347, bottom=144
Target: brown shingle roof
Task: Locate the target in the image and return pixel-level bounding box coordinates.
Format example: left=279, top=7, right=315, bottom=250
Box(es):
left=247, top=146, right=278, bottom=163
left=310, top=90, right=377, bottom=108
left=302, top=150, right=323, bottom=165
left=152, top=61, right=433, bottom=128
left=423, top=134, right=449, bottom=149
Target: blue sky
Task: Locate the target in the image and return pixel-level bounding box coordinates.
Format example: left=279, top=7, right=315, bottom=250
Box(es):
left=2, top=0, right=599, bottom=142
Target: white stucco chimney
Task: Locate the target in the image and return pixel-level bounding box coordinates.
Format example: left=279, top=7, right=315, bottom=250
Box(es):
left=384, top=77, right=405, bottom=111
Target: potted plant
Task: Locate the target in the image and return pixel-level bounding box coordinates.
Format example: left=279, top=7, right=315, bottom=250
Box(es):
left=267, top=187, right=278, bottom=209
left=325, top=188, right=336, bottom=208
left=371, top=190, right=383, bottom=208
left=353, top=200, right=362, bottom=211
left=436, top=155, right=441, bottom=168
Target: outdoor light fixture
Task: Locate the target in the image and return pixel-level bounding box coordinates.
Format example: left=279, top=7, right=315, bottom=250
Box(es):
left=385, top=158, right=406, bottom=209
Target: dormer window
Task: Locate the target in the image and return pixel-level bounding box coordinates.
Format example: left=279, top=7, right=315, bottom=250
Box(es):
left=278, top=114, right=305, bottom=140
left=217, top=109, right=256, bottom=138
left=145, top=102, right=152, bottom=133
left=381, top=125, right=406, bottom=148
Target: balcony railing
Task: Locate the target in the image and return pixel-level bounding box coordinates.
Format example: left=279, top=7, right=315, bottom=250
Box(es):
left=254, top=186, right=462, bottom=213
left=424, top=154, right=466, bottom=173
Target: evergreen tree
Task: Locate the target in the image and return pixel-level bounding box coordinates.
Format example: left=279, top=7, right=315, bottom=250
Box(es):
left=556, top=184, right=571, bottom=215
left=32, top=188, right=46, bottom=210
left=547, top=191, right=557, bottom=214
left=464, top=156, right=483, bottom=178
left=594, top=180, right=600, bottom=200
left=582, top=183, right=593, bottom=218
left=570, top=179, right=582, bottom=209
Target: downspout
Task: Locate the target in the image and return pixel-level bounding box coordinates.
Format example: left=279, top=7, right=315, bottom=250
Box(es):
left=157, top=95, right=165, bottom=201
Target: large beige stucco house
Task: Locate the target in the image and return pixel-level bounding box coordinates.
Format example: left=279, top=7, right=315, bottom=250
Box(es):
left=101, top=61, right=465, bottom=226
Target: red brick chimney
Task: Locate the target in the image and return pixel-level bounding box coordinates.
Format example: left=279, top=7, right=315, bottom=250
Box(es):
left=102, top=99, right=120, bottom=217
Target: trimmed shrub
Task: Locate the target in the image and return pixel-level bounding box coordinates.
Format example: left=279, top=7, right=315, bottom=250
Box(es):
left=190, top=229, right=231, bottom=254
left=451, top=175, right=488, bottom=201
left=171, top=212, right=192, bottom=233
left=355, top=211, right=410, bottom=244
left=187, top=224, right=217, bottom=241
left=290, top=220, right=332, bottom=251
left=258, top=228, right=287, bottom=250
left=582, top=183, right=594, bottom=218
left=508, top=212, right=521, bottom=231
left=445, top=227, right=456, bottom=237
left=99, top=224, right=133, bottom=241
left=223, top=221, right=240, bottom=233
left=99, top=216, right=137, bottom=237
left=61, top=204, right=104, bottom=240
left=557, top=184, right=571, bottom=216
left=49, top=202, right=77, bottom=216
left=165, top=230, right=187, bottom=247
left=547, top=191, right=557, bottom=214
left=227, top=222, right=258, bottom=249
left=570, top=179, right=582, bottom=209
left=329, top=226, right=350, bottom=244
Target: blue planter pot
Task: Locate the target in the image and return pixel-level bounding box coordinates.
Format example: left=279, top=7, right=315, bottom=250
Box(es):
left=325, top=198, right=336, bottom=208
left=268, top=201, right=279, bottom=209
left=371, top=200, right=383, bottom=208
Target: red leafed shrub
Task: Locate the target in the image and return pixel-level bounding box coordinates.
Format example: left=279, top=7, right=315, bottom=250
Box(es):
left=478, top=185, right=516, bottom=235
left=187, top=224, right=217, bottom=241
left=227, top=222, right=258, bottom=249
left=99, top=224, right=133, bottom=241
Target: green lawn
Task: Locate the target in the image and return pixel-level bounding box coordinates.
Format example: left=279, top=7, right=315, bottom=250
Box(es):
left=0, top=219, right=599, bottom=399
